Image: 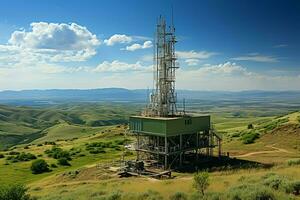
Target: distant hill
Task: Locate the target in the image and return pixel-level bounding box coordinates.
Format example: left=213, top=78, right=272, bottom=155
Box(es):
left=1, top=88, right=300, bottom=105
left=0, top=103, right=139, bottom=149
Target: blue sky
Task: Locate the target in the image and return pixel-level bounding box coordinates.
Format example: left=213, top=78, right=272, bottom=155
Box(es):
left=0, top=0, right=299, bottom=91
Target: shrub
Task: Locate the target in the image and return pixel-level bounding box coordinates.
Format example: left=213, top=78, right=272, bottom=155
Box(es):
left=0, top=154, right=4, bottom=158
left=282, top=180, right=300, bottom=195
left=31, top=159, right=50, bottom=174
left=247, top=124, right=254, bottom=129
left=193, top=171, right=209, bottom=196
left=50, top=163, right=57, bottom=168
left=287, top=159, right=300, bottom=166
left=0, top=184, right=34, bottom=200
left=15, top=153, right=37, bottom=162
left=89, top=148, right=105, bottom=154
left=204, top=192, right=222, bottom=200
left=5, top=152, right=36, bottom=163
left=138, top=190, right=163, bottom=200
left=226, top=184, right=276, bottom=200
left=169, top=192, right=188, bottom=200
left=242, top=131, right=259, bottom=144
left=262, top=173, right=286, bottom=190
left=57, top=158, right=71, bottom=166
left=44, top=141, right=56, bottom=145
left=45, top=147, right=71, bottom=160
left=107, top=191, right=122, bottom=200
left=8, top=151, right=20, bottom=155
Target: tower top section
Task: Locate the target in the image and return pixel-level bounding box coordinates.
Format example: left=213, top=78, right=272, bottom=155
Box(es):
left=143, top=16, right=179, bottom=117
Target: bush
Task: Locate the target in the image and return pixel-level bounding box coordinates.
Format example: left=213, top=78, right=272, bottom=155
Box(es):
left=287, top=159, right=300, bottom=166
left=31, top=159, right=50, bottom=174
left=8, top=151, right=20, bottom=155
left=138, top=190, right=163, bottom=200
left=282, top=180, right=300, bottom=195
left=242, top=131, right=259, bottom=144
left=5, top=152, right=36, bottom=163
left=107, top=191, right=122, bottom=200
left=169, top=192, right=188, bottom=200
left=44, top=141, right=56, bottom=145
left=57, top=158, right=71, bottom=166
left=89, top=148, right=106, bottom=154
left=50, top=163, right=57, bottom=168
left=247, top=124, right=254, bottom=129
left=45, top=147, right=71, bottom=160
left=193, top=171, right=209, bottom=196
left=226, top=184, right=276, bottom=200
left=0, top=154, right=4, bottom=158
left=262, top=173, right=286, bottom=190
left=0, top=184, right=34, bottom=200
left=15, top=153, right=37, bottom=162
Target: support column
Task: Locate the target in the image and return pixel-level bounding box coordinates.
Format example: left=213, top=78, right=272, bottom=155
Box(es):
left=196, top=132, right=199, bottom=161
left=137, top=133, right=140, bottom=161
left=179, top=134, right=182, bottom=166
left=164, top=136, right=168, bottom=170
left=218, top=139, right=222, bottom=158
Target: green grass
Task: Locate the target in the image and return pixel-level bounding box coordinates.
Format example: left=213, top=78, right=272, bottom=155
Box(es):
left=0, top=102, right=299, bottom=199
left=0, top=103, right=138, bottom=149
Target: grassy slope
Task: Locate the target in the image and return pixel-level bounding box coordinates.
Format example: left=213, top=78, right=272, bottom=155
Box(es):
left=222, top=111, right=300, bottom=163
left=0, top=103, right=300, bottom=199
left=28, top=166, right=300, bottom=200
left=0, top=125, right=127, bottom=186
left=0, top=103, right=139, bottom=149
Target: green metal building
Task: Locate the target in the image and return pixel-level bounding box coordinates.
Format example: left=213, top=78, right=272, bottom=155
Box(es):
left=129, top=115, right=220, bottom=169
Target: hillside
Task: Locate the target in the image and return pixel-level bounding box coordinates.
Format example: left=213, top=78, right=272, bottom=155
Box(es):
left=0, top=103, right=299, bottom=199
left=223, top=111, right=300, bottom=163
left=0, top=103, right=139, bottom=149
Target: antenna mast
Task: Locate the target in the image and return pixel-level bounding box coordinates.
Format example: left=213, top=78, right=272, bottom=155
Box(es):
left=145, top=15, right=178, bottom=117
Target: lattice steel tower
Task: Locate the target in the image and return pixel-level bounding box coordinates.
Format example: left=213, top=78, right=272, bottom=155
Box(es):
left=145, top=16, right=179, bottom=117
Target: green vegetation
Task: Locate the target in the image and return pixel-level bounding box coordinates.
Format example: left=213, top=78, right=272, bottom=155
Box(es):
left=0, top=102, right=299, bottom=199
left=6, top=152, right=36, bottom=162
left=241, top=131, right=260, bottom=144
left=287, top=159, right=300, bottom=166
left=169, top=192, right=188, bottom=200
left=30, top=159, right=50, bottom=174
left=263, top=118, right=289, bottom=132
left=57, top=157, right=70, bottom=166
left=0, top=103, right=137, bottom=149
left=193, top=172, right=209, bottom=196
left=0, top=184, right=35, bottom=200
left=44, top=146, right=71, bottom=160
left=226, top=184, right=275, bottom=200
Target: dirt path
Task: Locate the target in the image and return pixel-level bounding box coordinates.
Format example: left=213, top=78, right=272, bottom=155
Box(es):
left=234, top=145, right=291, bottom=158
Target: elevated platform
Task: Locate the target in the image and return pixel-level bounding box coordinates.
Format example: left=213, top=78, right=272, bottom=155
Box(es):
left=129, top=115, right=210, bottom=137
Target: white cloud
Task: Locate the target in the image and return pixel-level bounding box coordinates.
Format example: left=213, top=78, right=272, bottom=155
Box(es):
left=9, top=22, right=100, bottom=50
left=176, top=50, right=217, bottom=59
left=177, top=62, right=300, bottom=91
left=176, top=50, right=217, bottom=67
left=231, top=53, right=278, bottom=62
left=92, top=60, right=152, bottom=73
left=104, top=34, right=132, bottom=46
left=197, top=62, right=252, bottom=76
left=124, top=40, right=153, bottom=51
left=273, top=44, right=288, bottom=48
left=185, top=59, right=199, bottom=66
left=1, top=22, right=100, bottom=63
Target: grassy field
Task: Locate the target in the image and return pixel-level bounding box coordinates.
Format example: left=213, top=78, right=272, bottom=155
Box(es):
left=0, top=101, right=300, bottom=199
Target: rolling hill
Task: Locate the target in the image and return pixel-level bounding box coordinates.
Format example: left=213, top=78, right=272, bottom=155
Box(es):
left=0, top=103, right=139, bottom=149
